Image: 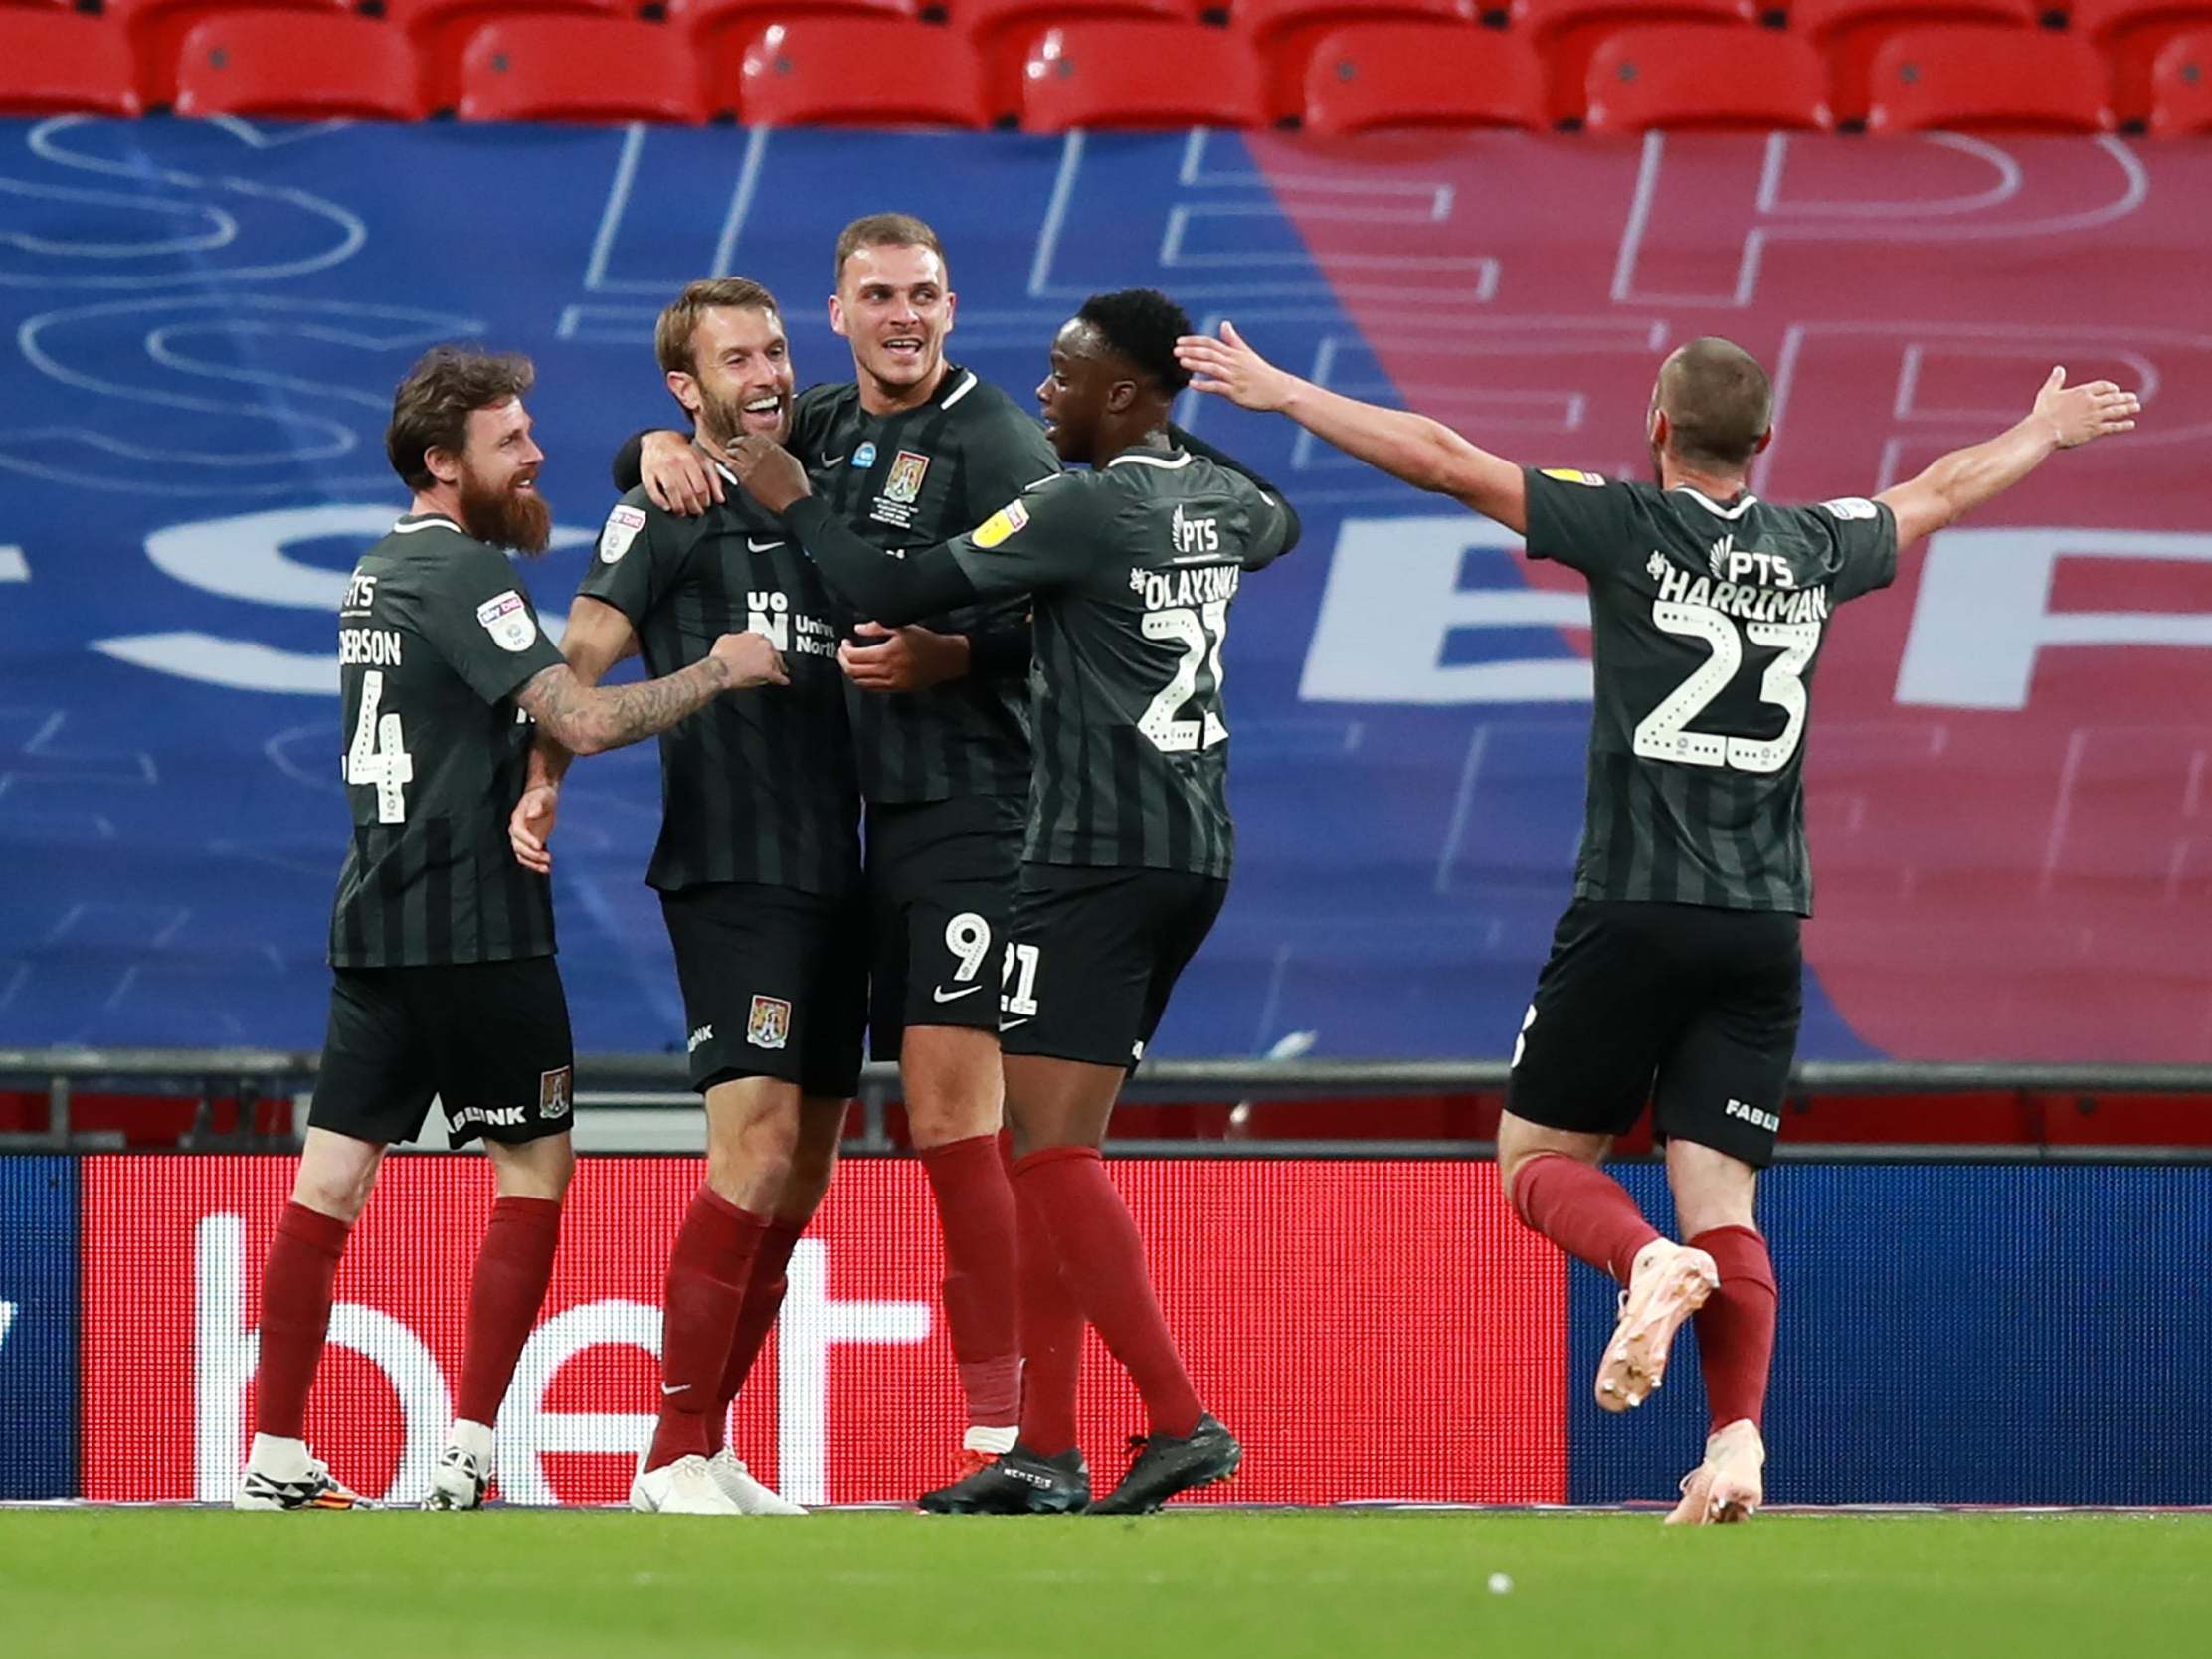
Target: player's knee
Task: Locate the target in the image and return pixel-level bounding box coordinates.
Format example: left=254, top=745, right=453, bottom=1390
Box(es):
left=292, top=1161, right=377, bottom=1222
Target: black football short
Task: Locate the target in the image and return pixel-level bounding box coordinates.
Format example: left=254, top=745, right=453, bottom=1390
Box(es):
left=1505, top=899, right=1802, bottom=1169
left=660, top=881, right=867, bottom=1099
left=998, top=862, right=1228, bottom=1072
left=311, top=958, right=574, bottom=1148
left=863, top=793, right=1024, bottom=1060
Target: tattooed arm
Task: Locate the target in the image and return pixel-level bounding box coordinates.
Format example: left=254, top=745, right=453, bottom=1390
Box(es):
left=515, top=631, right=786, bottom=757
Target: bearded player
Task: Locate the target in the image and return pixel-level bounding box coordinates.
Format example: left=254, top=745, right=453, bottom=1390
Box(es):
left=1177, top=322, right=2138, bottom=1523
left=236, top=347, right=785, bottom=1511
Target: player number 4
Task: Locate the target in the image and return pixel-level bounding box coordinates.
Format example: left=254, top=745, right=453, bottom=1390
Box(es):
left=344, top=668, right=415, bottom=823
left=1139, top=599, right=1229, bottom=755
left=1632, top=607, right=1819, bottom=775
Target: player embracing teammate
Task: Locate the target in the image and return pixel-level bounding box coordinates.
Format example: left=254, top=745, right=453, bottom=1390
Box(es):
left=1178, top=322, right=2137, bottom=1521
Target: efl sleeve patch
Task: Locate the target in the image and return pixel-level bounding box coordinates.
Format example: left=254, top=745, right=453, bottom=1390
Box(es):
left=1539, top=467, right=1607, bottom=487
left=970, top=499, right=1030, bottom=550
left=599, top=503, right=646, bottom=563
left=1820, top=497, right=1879, bottom=521
left=475, top=589, right=539, bottom=652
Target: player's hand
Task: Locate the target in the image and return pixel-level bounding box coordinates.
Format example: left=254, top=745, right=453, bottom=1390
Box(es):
left=1174, top=320, right=1295, bottom=413
left=2034, top=367, right=2140, bottom=450
left=725, top=435, right=813, bottom=513
left=838, top=622, right=970, bottom=693
left=509, top=784, right=559, bottom=876
left=711, top=629, right=791, bottom=689
left=642, top=430, right=722, bottom=516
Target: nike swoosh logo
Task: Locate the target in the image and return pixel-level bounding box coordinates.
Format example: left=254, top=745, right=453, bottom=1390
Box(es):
left=819, top=454, right=847, bottom=467
left=661, top=1383, right=689, bottom=1395
left=747, top=538, right=785, bottom=552
left=1000, top=1015, right=1034, bottom=1030
left=932, top=983, right=985, bottom=1004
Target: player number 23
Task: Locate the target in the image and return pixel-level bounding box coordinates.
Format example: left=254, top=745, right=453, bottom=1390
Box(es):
left=1632, top=606, right=1819, bottom=775
left=1139, top=600, right=1229, bottom=755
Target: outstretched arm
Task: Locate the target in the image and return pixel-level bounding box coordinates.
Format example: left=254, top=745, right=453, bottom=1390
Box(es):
left=515, top=629, right=785, bottom=759
left=513, top=596, right=643, bottom=874
left=1876, top=368, right=2139, bottom=548
left=1176, top=321, right=1526, bottom=533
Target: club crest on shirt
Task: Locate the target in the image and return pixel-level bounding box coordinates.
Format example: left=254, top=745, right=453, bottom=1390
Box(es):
left=539, top=1065, right=573, bottom=1120
left=972, top=499, right=1029, bottom=550
left=747, top=994, right=792, bottom=1050
left=475, top=590, right=538, bottom=652
left=872, top=450, right=932, bottom=527
left=599, top=504, right=646, bottom=563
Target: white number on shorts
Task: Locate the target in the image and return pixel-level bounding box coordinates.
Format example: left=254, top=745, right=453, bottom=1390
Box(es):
left=1631, top=607, right=1819, bottom=775
left=1512, top=1004, right=1536, bottom=1069
left=344, top=668, right=415, bottom=824
left=944, top=912, right=994, bottom=983
left=1137, top=599, right=1229, bottom=755
left=1001, top=943, right=1041, bottom=1016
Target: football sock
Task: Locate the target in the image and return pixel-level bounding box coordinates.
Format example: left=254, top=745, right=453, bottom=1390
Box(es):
left=705, top=1217, right=803, bottom=1456
left=1012, top=1146, right=1202, bottom=1441
left=255, top=1201, right=350, bottom=1442
left=1014, top=1168, right=1086, bottom=1458
left=455, top=1195, right=562, bottom=1430
left=1510, top=1151, right=1663, bottom=1284
left=1689, top=1225, right=1778, bottom=1433
left=918, top=1133, right=1022, bottom=1430
left=645, top=1188, right=767, bottom=1471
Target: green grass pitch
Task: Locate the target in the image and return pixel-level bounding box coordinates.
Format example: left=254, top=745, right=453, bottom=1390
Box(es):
left=2, top=1510, right=2206, bottom=1658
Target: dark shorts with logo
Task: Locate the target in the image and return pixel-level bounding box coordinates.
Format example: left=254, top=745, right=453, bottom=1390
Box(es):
left=311, top=958, right=574, bottom=1148
left=1504, top=899, right=1802, bottom=1169
left=998, top=862, right=1229, bottom=1073
left=864, top=793, right=1025, bottom=1060
left=660, top=881, right=867, bottom=1099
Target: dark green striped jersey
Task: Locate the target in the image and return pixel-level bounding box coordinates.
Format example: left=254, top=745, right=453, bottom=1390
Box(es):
left=576, top=478, right=859, bottom=897
left=329, top=513, right=566, bottom=968
left=945, top=449, right=1297, bottom=877
left=1522, top=467, right=1899, bottom=915
left=790, top=366, right=1060, bottom=804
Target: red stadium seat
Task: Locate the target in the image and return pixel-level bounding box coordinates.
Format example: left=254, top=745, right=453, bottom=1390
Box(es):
left=379, top=0, right=629, bottom=110
left=2066, top=0, right=2212, bottom=125
left=1789, top=0, right=2040, bottom=122
left=2147, top=26, right=2212, bottom=130
left=1584, top=23, right=1832, bottom=127
left=0, top=12, right=141, bottom=115
left=1219, top=0, right=1479, bottom=121
left=456, top=17, right=704, bottom=121
left=1299, top=22, right=1545, bottom=131
left=716, top=19, right=989, bottom=123
left=1506, top=0, right=1761, bottom=123
left=172, top=14, right=426, bottom=118
left=1015, top=21, right=1265, bottom=127
left=1864, top=25, right=2114, bottom=127
left=665, top=0, right=924, bottom=50
left=100, top=0, right=354, bottom=105
left=956, top=0, right=1195, bottom=115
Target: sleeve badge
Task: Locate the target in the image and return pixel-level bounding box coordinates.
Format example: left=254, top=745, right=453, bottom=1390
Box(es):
left=475, top=590, right=539, bottom=653
left=1540, top=468, right=1607, bottom=487
left=970, top=499, right=1031, bottom=550
left=599, top=503, right=646, bottom=563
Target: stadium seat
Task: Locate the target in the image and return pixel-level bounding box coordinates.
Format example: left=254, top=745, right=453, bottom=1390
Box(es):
left=2147, top=26, right=2212, bottom=130
left=957, top=0, right=1195, bottom=116
left=101, top=0, right=355, bottom=106
left=456, top=17, right=704, bottom=121
left=1583, top=24, right=1832, bottom=127
left=2067, top=0, right=2212, bottom=126
left=1217, top=0, right=1481, bottom=121
left=1789, top=0, right=2041, bottom=123
left=716, top=19, right=989, bottom=123
left=0, top=12, right=141, bottom=115
left=1015, top=21, right=1265, bottom=128
left=172, top=14, right=426, bottom=118
left=1299, top=22, right=1545, bottom=131
left=1504, top=0, right=1762, bottom=123
left=379, top=0, right=630, bottom=110
left=1864, top=25, right=2114, bottom=127
left=665, top=0, right=924, bottom=50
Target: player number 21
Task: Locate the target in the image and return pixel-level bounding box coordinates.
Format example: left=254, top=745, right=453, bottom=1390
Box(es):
left=1139, top=600, right=1229, bottom=755
left=1632, top=607, right=1819, bottom=775
left=344, top=668, right=415, bottom=823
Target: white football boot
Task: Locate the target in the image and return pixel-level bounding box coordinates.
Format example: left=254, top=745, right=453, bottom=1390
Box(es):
left=708, top=1450, right=807, bottom=1516
left=631, top=1454, right=742, bottom=1516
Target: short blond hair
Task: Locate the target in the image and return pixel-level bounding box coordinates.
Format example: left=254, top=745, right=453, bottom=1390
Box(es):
left=833, top=213, right=947, bottom=288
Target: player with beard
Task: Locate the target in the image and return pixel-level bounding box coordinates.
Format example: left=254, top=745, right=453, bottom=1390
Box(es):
left=616, top=217, right=1058, bottom=1495
left=511, top=279, right=862, bottom=1516
left=726, top=288, right=1301, bottom=1516
left=236, top=347, right=786, bottom=1511
left=1175, top=322, right=2138, bottom=1523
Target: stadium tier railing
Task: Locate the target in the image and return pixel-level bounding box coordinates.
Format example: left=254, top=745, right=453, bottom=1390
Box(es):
left=2, top=1046, right=2209, bottom=1158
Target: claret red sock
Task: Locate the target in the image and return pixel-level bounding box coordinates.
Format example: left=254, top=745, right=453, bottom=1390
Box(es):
left=455, top=1195, right=563, bottom=1431
left=919, top=1133, right=1022, bottom=1429
left=255, top=1202, right=351, bottom=1441
left=1688, top=1225, right=1777, bottom=1432
left=645, top=1188, right=768, bottom=1471
left=1510, top=1152, right=1663, bottom=1284
left=704, top=1217, right=802, bottom=1457
left=1014, top=1171, right=1085, bottom=1457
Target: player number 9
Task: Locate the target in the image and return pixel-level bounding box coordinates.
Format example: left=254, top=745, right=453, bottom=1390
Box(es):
left=944, top=912, right=994, bottom=983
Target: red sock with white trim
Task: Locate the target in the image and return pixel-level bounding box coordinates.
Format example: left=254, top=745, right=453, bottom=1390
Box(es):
left=254, top=1202, right=350, bottom=1450
left=919, top=1133, right=1022, bottom=1433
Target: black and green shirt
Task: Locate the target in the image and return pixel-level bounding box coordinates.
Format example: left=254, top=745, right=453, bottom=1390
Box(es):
left=1522, top=467, right=1899, bottom=915
left=575, top=478, right=859, bottom=897
left=782, top=444, right=1298, bottom=878
left=787, top=367, right=1061, bottom=804
left=329, top=513, right=566, bottom=968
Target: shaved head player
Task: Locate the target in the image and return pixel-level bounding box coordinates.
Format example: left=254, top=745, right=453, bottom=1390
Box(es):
left=1178, top=323, right=2137, bottom=1524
